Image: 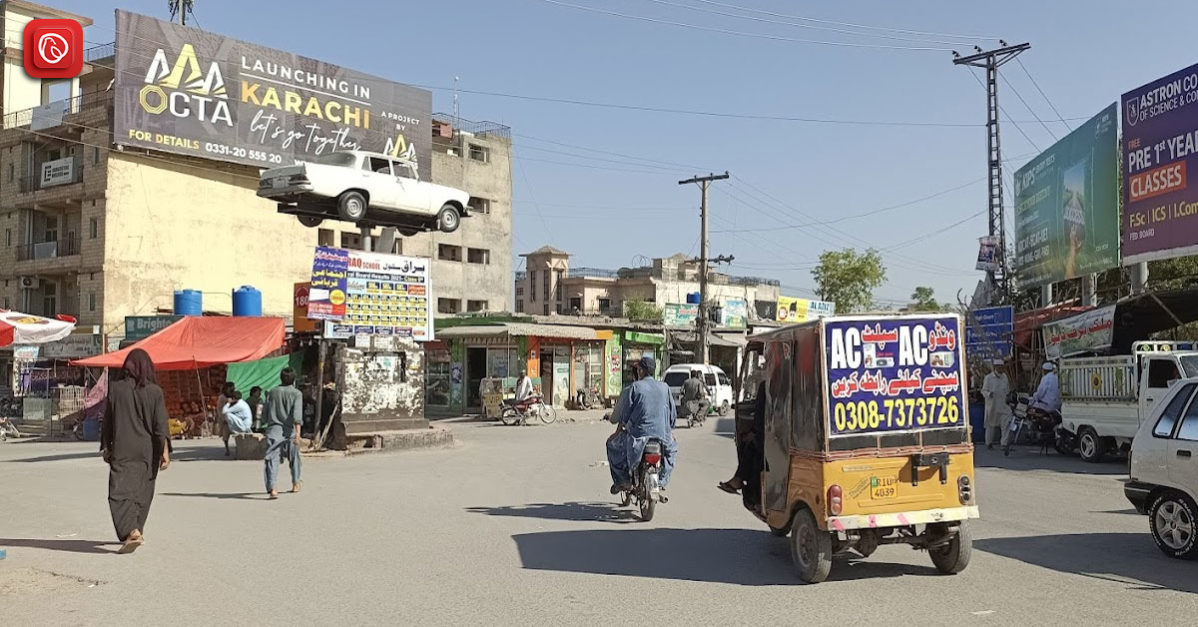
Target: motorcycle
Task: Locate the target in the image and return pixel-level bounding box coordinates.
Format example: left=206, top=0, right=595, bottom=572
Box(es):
left=1004, top=394, right=1069, bottom=456
left=617, top=438, right=668, bottom=521
left=500, top=395, right=558, bottom=426
left=677, top=398, right=709, bottom=428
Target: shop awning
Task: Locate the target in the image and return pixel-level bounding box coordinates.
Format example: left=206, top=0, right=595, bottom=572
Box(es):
left=72, top=317, right=286, bottom=370
left=436, top=322, right=600, bottom=341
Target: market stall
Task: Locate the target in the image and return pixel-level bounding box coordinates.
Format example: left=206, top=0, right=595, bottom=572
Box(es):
left=73, top=316, right=286, bottom=437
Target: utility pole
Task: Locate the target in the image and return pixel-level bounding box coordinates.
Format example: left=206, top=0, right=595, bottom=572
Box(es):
left=169, top=0, right=195, bottom=25
left=679, top=172, right=730, bottom=364
left=953, top=41, right=1030, bottom=306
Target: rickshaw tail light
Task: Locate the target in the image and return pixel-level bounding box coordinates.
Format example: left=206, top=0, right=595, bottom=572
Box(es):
left=828, top=485, right=843, bottom=515
left=958, top=475, right=973, bottom=504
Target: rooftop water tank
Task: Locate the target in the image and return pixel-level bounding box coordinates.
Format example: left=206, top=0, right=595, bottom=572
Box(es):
left=232, top=286, right=262, bottom=317
left=173, top=289, right=202, bottom=316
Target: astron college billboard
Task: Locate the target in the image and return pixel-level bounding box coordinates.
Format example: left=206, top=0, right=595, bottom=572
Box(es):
left=113, top=11, right=432, bottom=174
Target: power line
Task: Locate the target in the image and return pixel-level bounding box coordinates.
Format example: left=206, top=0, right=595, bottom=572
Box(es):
left=534, top=0, right=955, bottom=51
left=1016, top=58, right=1072, bottom=132
left=643, top=0, right=970, bottom=46
left=687, top=0, right=1001, bottom=41
left=1002, top=74, right=1058, bottom=141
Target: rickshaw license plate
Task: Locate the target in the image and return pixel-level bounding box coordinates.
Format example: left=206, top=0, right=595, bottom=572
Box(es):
left=870, top=476, right=898, bottom=499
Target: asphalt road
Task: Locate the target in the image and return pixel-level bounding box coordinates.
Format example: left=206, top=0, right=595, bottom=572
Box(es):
left=2, top=415, right=1195, bottom=625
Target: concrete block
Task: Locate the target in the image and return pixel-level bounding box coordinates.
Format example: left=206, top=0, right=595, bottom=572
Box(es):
left=347, top=426, right=454, bottom=455
left=233, top=433, right=267, bottom=460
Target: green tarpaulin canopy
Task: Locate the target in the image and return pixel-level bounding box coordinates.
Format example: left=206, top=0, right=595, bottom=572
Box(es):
left=224, top=353, right=303, bottom=394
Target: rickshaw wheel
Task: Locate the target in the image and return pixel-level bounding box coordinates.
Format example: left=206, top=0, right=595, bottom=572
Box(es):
left=929, top=522, right=973, bottom=574
left=789, top=508, right=832, bottom=584
left=768, top=524, right=790, bottom=538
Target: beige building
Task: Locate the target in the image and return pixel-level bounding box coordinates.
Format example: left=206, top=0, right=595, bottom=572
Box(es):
left=0, top=1, right=511, bottom=342
left=515, top=246, right=781, bottom=320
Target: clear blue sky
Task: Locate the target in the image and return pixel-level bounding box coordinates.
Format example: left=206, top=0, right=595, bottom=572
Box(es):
left=55, top=0, right=1198, bottom=307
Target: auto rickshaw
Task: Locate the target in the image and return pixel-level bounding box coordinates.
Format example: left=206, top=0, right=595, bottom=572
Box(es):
left=734, top=313, right=978, bottom=583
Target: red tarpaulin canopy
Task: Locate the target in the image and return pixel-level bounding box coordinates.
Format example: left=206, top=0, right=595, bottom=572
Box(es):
left=72, top=317, right=286, bottom=370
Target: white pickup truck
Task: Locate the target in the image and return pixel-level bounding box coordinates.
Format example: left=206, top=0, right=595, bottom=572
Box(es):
left=1060, top=341, right=1198, bottom=462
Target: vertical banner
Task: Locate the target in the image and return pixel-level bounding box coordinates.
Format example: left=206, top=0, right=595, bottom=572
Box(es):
left=975, top=235, right=999, bottom=271
left=824, top=316, right=966, bottom=436
left=1122, top=63, right=1198, bottom=263
left=1014, top=104, right=1119, bottom=288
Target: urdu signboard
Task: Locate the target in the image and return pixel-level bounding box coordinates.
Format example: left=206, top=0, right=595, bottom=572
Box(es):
left=113, top=11, right=432, bottom=175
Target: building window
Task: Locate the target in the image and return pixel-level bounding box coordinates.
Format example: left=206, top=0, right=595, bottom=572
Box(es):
left=437, top=298, right=461, bottom=314
left=341, top=231, right=362, bottom=250
left=555, top=270, right=563, bottom=302
left=89, top=218, right=97, bottom=239
left=529, top=270, right=537, bottom=300
left=88, top=292, right=96, bottom=311
left=515, top=299, right=524, bottom=313
left=467, top=197, right=491, bottom=214
left=467, top=300, right=488, bottom=312
left=598, top=298, right=612, bottom=313
left=318, top=229, right=335, bottom=247
left=94, top=147, right=100, bottom=165
left=438, top=244, right=462, bottom=261
left=468, top=144, right=489, bottom=163
left=568, top=297, right=582, bottom=312
left=515, top=286, right=524, bottom=298
left=7, top=164, right=12, bottom=182
left=543, top=303, right=549, bottom=315
left=542, top=272, right=550, bottom=303
left=467, top=248, right=490, bottom=264
left=4, top=228, right=10, bottom=247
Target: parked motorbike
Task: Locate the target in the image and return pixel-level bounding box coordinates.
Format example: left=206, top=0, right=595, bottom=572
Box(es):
left=500, top=395, right=558, bottom=426
left=617, top=438, right=668, bottom=521
left=1004, top=393, right=1068, bottom=456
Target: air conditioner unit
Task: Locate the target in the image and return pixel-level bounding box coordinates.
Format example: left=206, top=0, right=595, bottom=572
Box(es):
left=20, top=276, right=40, bottom=289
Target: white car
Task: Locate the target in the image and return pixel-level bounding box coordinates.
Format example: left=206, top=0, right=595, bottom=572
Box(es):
left=1126, top=377, right=1198, bottom=560
left=258, top=150, right=471, bottom=235
left=662, top=363, right=734, bottom=416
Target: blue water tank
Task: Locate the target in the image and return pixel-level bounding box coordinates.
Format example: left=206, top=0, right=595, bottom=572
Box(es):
left=686, top=292, right=701, bottom=304
left=232, top=286, right=263, bottom=317
left=173, top=289, right=203, bottom=316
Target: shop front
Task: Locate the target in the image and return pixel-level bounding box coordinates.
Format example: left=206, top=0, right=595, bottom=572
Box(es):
left=620, top=331, right=665, bottom=388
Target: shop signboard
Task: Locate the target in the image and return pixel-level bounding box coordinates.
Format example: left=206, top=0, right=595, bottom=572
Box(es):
left=13, top=345, right=39, bottom=361
left=125, top=315, right=182, bottom=341
left=1043, top=305, right=1116, bottom=360
left=308, top=247, right=433, bottom=340
left=1014, top=104, right=1119, bottom=288
left=39, top=157, right=75, bottom=187
left=1122, top=62, right=1198, bottom=263
left=777, top=296, right=836, bottom=323
left=825, top=316, right=965, bottom=437
left=292, top=282, right=319, bottom=333
left=40, top=334, right=104, bottom=359
left=964, top=306, right=1013, bottom=361
left=113, top=11, right=432, bottom=174
left=663, top=303, right=697, bottom=328
left=721, top=298, right=748, bottom=329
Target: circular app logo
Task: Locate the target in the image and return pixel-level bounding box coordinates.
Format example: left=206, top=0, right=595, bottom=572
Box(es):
left=38, top=32, right=69, bottom=64
left=330, top=290, right=346, bottom=306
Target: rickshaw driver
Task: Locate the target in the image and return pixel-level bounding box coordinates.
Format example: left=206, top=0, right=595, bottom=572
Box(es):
left=606, top=355, right=679, bottom=494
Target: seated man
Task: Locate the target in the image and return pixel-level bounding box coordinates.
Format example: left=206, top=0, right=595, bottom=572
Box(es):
left=679, top=369, right=711, bottom=421
left=719, top=380, right=766, bottom=502
left=606, top=356, right=678, bottom=493
left=221, top=390, right=254, bottom=450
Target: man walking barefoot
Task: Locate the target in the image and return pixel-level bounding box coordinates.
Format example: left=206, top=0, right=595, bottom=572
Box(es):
left=263, top=368, right=303, bottom=499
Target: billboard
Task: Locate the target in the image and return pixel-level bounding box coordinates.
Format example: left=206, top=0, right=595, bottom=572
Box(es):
left=307, top=247, right=433, bottom=340
left=964, top=306, right=1013, bottom=361
left=777, top=296, right=835, bottom=323
left=1014, top=104, right=1119, bottom=288
left=1043, top=305, right=1115, bottom=360
left=114, top=11, right=432, bottom=174
left=721, top=298, right=747, bottom=329
left=663, top=303, right=697, bottom=328
left=1122, top=63, right=1198, bottom=263
left=824, top=316, right=965, bottom=437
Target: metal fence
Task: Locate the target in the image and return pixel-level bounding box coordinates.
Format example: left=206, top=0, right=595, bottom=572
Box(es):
left=2, top=90, right=112, bottom=129
left=432, top=113, right=511, bottom=141
left=17, top=234, right=81, bottom=261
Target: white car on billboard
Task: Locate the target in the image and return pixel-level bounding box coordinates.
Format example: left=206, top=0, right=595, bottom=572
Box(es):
left=258, top=150, right=470, bottom=235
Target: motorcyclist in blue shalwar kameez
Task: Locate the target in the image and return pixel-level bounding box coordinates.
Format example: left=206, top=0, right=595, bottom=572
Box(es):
left=606, top=356, right=679, bottom=494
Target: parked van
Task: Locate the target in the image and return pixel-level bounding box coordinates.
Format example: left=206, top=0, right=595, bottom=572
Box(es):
left=662, top=364, right=734, bottom=416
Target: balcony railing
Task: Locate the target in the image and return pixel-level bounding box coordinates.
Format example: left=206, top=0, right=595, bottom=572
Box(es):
left=19, top=157, right=83, bottom=192
left=2, top=90, right=112, bottom=129
left=17, top=235, right=81, bottom=262
left=85, top=43, right=115, bottom=62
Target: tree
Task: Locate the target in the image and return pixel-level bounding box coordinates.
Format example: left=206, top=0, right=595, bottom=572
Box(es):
left=909, top=286, right=942, bottom=312
left=624, top=298, right=663, bottom=322
left=812, top=248, right=886, bottom=313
